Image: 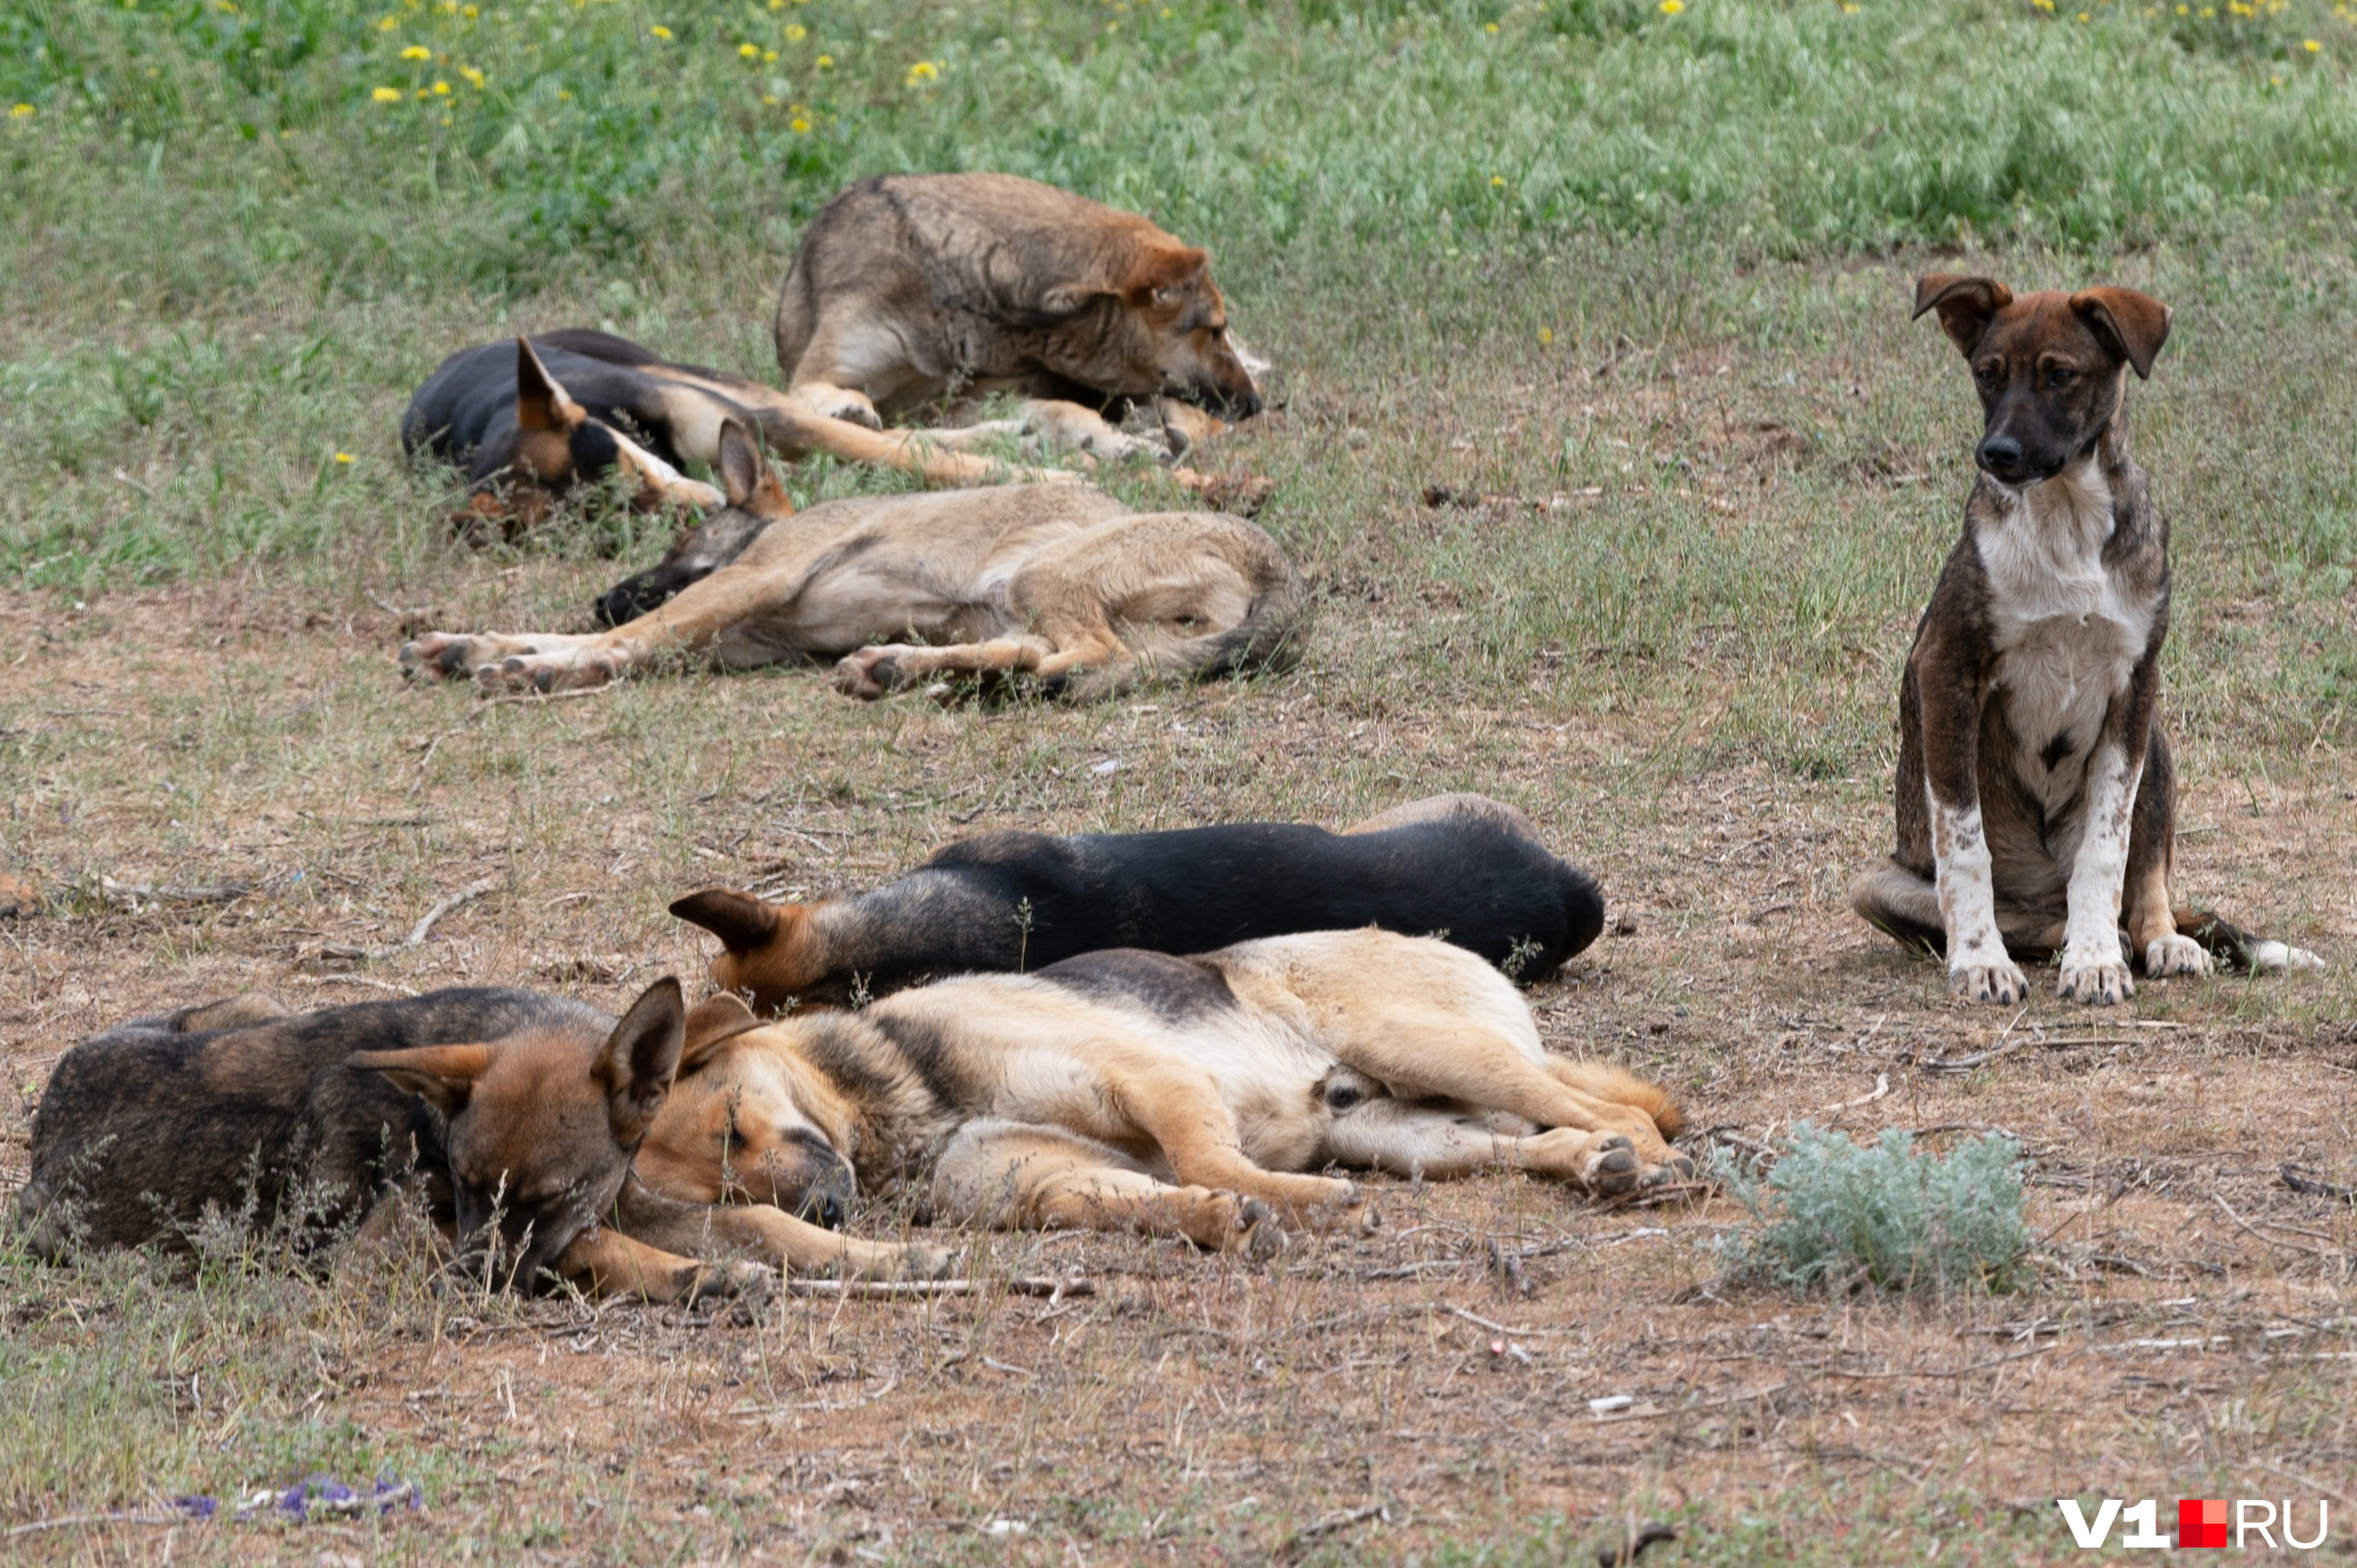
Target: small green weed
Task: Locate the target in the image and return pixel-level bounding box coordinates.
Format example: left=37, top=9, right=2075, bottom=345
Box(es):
left=1713, top=1123, right=2028, bottom=1294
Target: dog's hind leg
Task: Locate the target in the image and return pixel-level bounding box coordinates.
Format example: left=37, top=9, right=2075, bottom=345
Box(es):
left=933, top=1120, right=1283, bottom=1258
left=1341, top=794, right=1543, bottom=841
left=1321, top=1098, right=1656, bottom=1195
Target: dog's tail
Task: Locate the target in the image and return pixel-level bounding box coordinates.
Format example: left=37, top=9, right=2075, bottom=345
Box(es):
left=2175, top=908, right=2326, bottom=974
left=1050, top=521, right=1312, bottom=703
left=1550, top=1060, right=1685, bottom=1141
left=1162, top=525, right=1313, bottom=684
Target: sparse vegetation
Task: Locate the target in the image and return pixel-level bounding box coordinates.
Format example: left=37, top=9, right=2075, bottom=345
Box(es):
left=3, top=0, right=2355, bottom=1562
left=1713, top=1124, right=2028, bottom=1294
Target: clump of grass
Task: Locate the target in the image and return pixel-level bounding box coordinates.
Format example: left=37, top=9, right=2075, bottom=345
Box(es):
left=1713, top=1123, right=2027, bottom=1294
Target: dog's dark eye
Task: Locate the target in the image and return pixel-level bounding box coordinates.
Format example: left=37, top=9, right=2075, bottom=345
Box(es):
left=2044, top=367, right=2077, bottom=389
left=1323, top=1080, right=1364, bottom=1111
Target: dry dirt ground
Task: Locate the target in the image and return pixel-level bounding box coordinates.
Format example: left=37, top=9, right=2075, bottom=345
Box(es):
left=3, top=285, right=2354, bottom=1564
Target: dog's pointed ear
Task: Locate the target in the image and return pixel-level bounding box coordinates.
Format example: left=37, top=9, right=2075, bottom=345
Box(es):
left=680, top=992, right=765, bottom=1071
left=597, top=976, right=685, bottom=1142
left=668, top=889, right=783, bottom=956
left=2071, top=286, right=2171, bottom=379
left=1120, top=244, right=1211, bottom=308
left=516, top=337, right=588, bottom=433
left=714, top=419, right=792, bottom=517
left=1911, top=274, right=2014, bottom=358
left=353, top=1043, right=495, bottom=1116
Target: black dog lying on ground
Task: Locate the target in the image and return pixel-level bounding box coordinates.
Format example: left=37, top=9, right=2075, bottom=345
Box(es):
left=670, top=793, right=1607, bottom=1014
left=18, top=980, right=947, bottom=1296
left=401, top=331, right=1068, bottom=534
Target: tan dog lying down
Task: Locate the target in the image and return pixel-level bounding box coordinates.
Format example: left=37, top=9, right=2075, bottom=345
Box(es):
left=633, top=930, right=1692, bottom=1257
left=776, top=173, right=1262, bottom=453
left=400, top=420, right=1307, bottom=700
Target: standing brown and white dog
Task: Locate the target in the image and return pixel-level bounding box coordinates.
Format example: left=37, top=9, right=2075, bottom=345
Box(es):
left=1850, top=275, right=2319, bottom=1004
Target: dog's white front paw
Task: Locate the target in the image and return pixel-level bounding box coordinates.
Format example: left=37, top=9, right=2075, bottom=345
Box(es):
left=2058, top=946, right=2134, bottom=1005
left=1948, top=956, right=2028, bottom=1005
left=2143, top=933, right=2212, bottom=979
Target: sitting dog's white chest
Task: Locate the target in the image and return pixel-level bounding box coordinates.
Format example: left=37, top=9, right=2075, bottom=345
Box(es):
left=1973, top=462, right=2156, bottom=806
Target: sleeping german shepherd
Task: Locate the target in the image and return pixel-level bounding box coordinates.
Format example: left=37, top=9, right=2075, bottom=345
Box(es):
left=402, top=331, right=1075, bottom=535
left=18, top=980, right=948, bottom=1296
left=399, top=416, right=1305, bottom=700
left=671, top=794, right=1604, bottom=1014
left=634, top=929, right=1692, bottom=1259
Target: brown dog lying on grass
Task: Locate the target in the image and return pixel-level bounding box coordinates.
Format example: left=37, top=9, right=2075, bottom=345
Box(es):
left=400, top=418, right=1306, bottom=700
left=633, top=930, right=1691, bottom=1260
left=18, top=980, right=948, bottom=1297
left=775, top=172, right=1263, bottom=457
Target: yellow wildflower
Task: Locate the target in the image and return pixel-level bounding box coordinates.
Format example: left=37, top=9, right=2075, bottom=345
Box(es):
left=2075, top=10, right=2089, bottom=18
left=7, top=103, right=34, bottom=118
left=558, top=87, right=572, bottom=98
left=371, top=86, right=402, bottom=102
left=907, top=59, right=939, bottom=82
left=2305, top=35, right=2323, bottom=48
left=1484, top=19, right=1499, bottom=30
left=378, top=11, right=398, bottom=24
left=763, top=50, right=777, bottom=62
left=1658, top=0, right=1683, bottom=13
left=432, top=78, right=450, bottom=93
left=815, top=52, right=834, bottom=67
left=1490, top=174, right=1505, bottom=188
left=649, top=23, right=672, bottom=38
left=335, top=452, right=354, bottom=463
left=790, top=115, right=811, bottom=132
left=401, top=43, right=430, bottom=59
left=460, top=64, right=484, bottom=87
left=784, top=21, right=806, bottom=39
left=462, top=4, right=477, bottom=15
left=739, top=41, right=760, bottom=57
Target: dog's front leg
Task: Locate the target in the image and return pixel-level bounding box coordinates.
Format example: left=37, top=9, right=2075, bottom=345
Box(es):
left=2055, top=734, right=2143, bottom=1005
left=1915, top=658, right=2026, bottom=1004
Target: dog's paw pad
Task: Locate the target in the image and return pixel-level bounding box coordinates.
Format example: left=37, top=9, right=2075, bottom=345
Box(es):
left=1584, top=1137, right=1642, bottom=1195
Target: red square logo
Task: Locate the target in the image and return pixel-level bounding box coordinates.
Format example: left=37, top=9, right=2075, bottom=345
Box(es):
left=2178, top=1498, right=2229, bottom=1548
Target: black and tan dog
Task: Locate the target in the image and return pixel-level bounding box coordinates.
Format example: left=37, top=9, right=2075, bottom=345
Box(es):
left=1850, top=275, right=2321, bottom=1003
left=18, top=979, right=946, bottom=1295
left=401, top=331, right=1073, bottom=534
left=399, top=418, right=1305, bottom=699
left=671, top=794, right=1604, bottom=1014
left=634, top=929, right=1690, bottom=1260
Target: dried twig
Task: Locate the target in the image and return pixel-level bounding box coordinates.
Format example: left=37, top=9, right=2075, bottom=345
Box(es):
left=2213, top=1192, right=2330, bottom=1257
left=2282, top=1164, right=2357, bottom=1202
left=785, top=1276, right=1089, bottom=1300
left=1283, top=1499, right=1387, bottom=1551
left=100, top=877, right=253, bottom=908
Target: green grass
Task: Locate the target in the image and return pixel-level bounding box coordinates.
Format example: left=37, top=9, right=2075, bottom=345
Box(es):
left=6, top=0, right=2357, bottom=315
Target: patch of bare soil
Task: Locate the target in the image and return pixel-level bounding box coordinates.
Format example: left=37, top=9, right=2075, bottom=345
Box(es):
left=1, top=578, right=2351, bottom=1566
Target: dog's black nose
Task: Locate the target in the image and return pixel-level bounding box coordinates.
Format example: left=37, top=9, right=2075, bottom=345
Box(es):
left=1977, top=435, right=2025, bottom=478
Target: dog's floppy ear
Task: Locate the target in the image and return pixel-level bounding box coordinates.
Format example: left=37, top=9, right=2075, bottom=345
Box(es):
left=1120, top=244, right=1211, bottom=308
left=2071, top=286, right=2171, bottom=379
left=714, top=419, right=793, bottom=517
left=1911, top=274, right=2014, bottom=358
left=680, top=992, right=766, bottom=1071
left=669, top=889, right=783, bottom=956
left=596, top=976, right=686, bottom=1144
left=515, top=337, right=589, bottom=433
left=354, top=1043, right=496, bottom=1117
